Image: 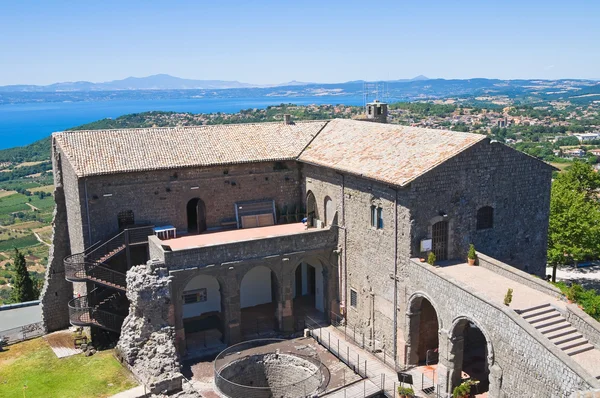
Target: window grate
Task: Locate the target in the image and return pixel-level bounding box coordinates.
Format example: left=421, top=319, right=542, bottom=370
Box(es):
left=476, top=206, right=494, bottom=230
left=432, top=221, right=449, bottom=261
left=350, top=289, right=358, bottom=308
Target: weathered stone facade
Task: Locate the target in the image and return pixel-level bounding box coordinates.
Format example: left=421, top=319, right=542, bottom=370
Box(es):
left=42, top=118, right=600, bottom=397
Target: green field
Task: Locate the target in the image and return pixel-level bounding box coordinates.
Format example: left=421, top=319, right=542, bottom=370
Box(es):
left=0, top=337, right=136, bottom=398
left=0, top=235, right=41, bottom=251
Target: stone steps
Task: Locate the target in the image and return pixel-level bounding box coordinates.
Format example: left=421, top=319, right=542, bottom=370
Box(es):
left=519, top=304, right=595, bottom=357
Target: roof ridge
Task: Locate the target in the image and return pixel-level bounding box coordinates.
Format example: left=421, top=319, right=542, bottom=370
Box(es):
left=52, top=119, right=331, bottom=135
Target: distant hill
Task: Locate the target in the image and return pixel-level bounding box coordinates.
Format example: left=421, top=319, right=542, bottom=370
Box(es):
left=0, top=74, right=429, bottom=92
left=0, top=74, right=255, bottom=92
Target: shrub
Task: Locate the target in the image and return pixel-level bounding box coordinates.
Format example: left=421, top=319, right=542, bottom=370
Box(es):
left=398, top=386, right=415, bottom=397
left=427, top=252, right=436, bottom=266
left=504, top=288, right=513, bottom=306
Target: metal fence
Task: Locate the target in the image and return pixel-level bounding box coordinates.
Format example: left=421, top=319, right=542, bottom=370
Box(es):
left=330, top=312, right=401, bottom=372
left=0, top=321, right=44, bottom=346
left=214, top=338, right=324, bottom=398
left=306, top=316, right=449, bottom=398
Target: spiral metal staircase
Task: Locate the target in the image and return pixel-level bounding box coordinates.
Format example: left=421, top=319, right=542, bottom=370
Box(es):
left=65, top=225, right=154, bottom=333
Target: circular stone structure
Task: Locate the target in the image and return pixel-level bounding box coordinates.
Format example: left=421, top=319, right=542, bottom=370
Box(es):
left=214, top=339, right=323, bottom=398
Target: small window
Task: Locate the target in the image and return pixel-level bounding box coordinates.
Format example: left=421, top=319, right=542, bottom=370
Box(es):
left=368, top=106, right=372, bottom=115
left=183, top=288, right=207, bottom=304
left=476, top=206, right=494, bottom=230
left=117, top=210, right=134, bottom=229
left=350, top=289, right=358, bottom=308
left=377, top=207, right=384, bottom=229
left=370, top=205, right=377, bottom=227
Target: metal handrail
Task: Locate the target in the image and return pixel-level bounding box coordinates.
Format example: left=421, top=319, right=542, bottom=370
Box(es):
left=68, top=294, right=125, bottom=333
left=64, top=225, right=154, bottom=288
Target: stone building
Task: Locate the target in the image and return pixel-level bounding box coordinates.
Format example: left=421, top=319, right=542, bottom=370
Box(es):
left=41, top=110, right=600, bottom=397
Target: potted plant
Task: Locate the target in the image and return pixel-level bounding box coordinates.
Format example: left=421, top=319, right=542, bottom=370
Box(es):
left=398, top=386, right=415, bottom=398
left=504, top=288, right=513, bottom=306
left=467, top=244, right=477, bottom=266
left=427, top=252, right=436, bottom=266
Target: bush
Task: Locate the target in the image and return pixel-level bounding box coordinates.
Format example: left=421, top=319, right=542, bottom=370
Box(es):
left=398, top=386, right=415, bottom=397
left=504, top=288, right=513, bottom=306
left=427, top=252, right=436, bottom=266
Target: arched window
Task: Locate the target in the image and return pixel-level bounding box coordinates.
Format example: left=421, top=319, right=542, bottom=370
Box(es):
left=476, top=206, right=494, bottom=230
left=323, top=196, right=333, bottom=226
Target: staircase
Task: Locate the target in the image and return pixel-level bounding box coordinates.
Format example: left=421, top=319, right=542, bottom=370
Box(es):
left=65, top=225, right=154, bottom=332
left=519, top=304, right=595, bottom=356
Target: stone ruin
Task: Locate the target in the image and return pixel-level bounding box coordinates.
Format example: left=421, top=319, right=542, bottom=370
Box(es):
left=116, top=261, right=183, bottom=395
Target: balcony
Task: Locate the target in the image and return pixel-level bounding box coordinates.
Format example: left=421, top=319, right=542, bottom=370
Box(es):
left=149, top=223, right=337, bottom=270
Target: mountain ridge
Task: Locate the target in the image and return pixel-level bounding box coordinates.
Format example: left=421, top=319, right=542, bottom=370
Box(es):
left=0, top=74, right=429, bottom=92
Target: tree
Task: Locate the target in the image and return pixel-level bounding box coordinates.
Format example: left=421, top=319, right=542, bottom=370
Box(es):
left=548, top=161, right=600, bottom=281
left=9, top=248, right=36, bottom=303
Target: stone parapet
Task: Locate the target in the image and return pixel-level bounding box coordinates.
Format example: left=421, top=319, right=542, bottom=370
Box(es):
left=477, top=252, right=562, bottom=298
left=565, top=304, right=600, bottom=349
left=152, top=227, right=336, bottom=270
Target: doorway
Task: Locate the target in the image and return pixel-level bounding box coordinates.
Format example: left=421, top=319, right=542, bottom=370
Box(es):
left=187, top=198, right=207, bottom=234
left=432, top=220, right=449, bottom=261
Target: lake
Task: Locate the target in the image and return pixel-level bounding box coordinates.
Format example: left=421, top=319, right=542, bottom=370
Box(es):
left=0, top=96, right=364, bottom=149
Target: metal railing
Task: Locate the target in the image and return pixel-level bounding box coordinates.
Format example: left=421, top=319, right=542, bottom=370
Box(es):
left=330, top=311, right=401, bottom=372
left=0, top=321, right=44, bottom=346
left=68, top=291, right=125, bottom=333
left=214, top=339, right=324, bottom=398
left=64, top=225, right=154, bottom=289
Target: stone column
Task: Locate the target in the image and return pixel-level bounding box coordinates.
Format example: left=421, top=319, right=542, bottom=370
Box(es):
left=221, top=274, right=241, bottom=344
left=488, top=363, right=503, bottom=398
left=169, top=281, right=186, bottom=356
left=404, top=309, right=421, bottom=365
left=278, top=267, right=295, bottom=332
left=448, top=335, right=465, bottom=394
left=436, top=329, right=453, bottom=395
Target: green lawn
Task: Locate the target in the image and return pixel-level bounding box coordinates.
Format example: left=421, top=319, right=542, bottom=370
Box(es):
left=0, top=338, right=136, bottom=398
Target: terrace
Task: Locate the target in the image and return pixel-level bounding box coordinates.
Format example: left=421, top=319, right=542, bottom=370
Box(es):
left=149, top=222, right=336, bottom=269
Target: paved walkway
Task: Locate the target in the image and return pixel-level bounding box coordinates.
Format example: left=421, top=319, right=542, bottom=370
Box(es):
left=109, top=385, right=146, bottom=398
left=438, top=263, right=565, bottom=311
left=311, top=325, right=432, bottom=398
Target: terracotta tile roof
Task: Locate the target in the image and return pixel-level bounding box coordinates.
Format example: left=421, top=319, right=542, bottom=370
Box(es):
left=298, top=119, right=487, bottom=186
left=53, top=121, right=327, bottom=177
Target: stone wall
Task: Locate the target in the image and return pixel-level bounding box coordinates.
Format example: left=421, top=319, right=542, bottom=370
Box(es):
left=409, top=140, right=553, bottom=276
left=81, top=161, right=302, bottom=244
left=477, top=253, right=563, bottom=298
left=40, top=186, right=73, bottom=332
left=116, top=262, right=182, bottom=394
left=406, top=259, right=600, bottom=397
left=564, top=304, right=600, bottom=349
left=155, top=227, right=336, bottom=269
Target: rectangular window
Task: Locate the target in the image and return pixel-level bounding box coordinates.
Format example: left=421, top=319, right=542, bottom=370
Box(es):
left=370, top=205, right=376, bottom=227
left=350, top=289, right=358, bottom=308
left=183, top=288, right=207, bottom=304
left=377, top=207, right=384, bottom=229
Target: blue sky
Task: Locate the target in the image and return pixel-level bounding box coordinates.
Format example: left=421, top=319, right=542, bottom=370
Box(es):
left=1, top=0, right=599, bottom=85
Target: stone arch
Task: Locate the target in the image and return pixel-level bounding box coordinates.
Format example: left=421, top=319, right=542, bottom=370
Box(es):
left=323, top=196, right=334, bottom=226
left=406, top=292, right=443, bottom=365
left=292, top=258, right=325, bottom=314
left=428, top=215, right=453, bottom=261
left=240, top=265, right=279, bottom=335
left=181, top=274, right=224, bottom=347
left=306, top=190, right=318, bottom=226
left=186, top=197, right=207, bottom=234
left=449, top=316, right=495, bottom=395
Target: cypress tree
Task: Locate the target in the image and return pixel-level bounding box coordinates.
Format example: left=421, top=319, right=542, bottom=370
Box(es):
left=10, top=248, right=36, bottom=303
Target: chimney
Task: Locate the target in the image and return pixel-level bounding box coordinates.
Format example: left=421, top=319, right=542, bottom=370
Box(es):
left=283, top=114, right=292, bottom=125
